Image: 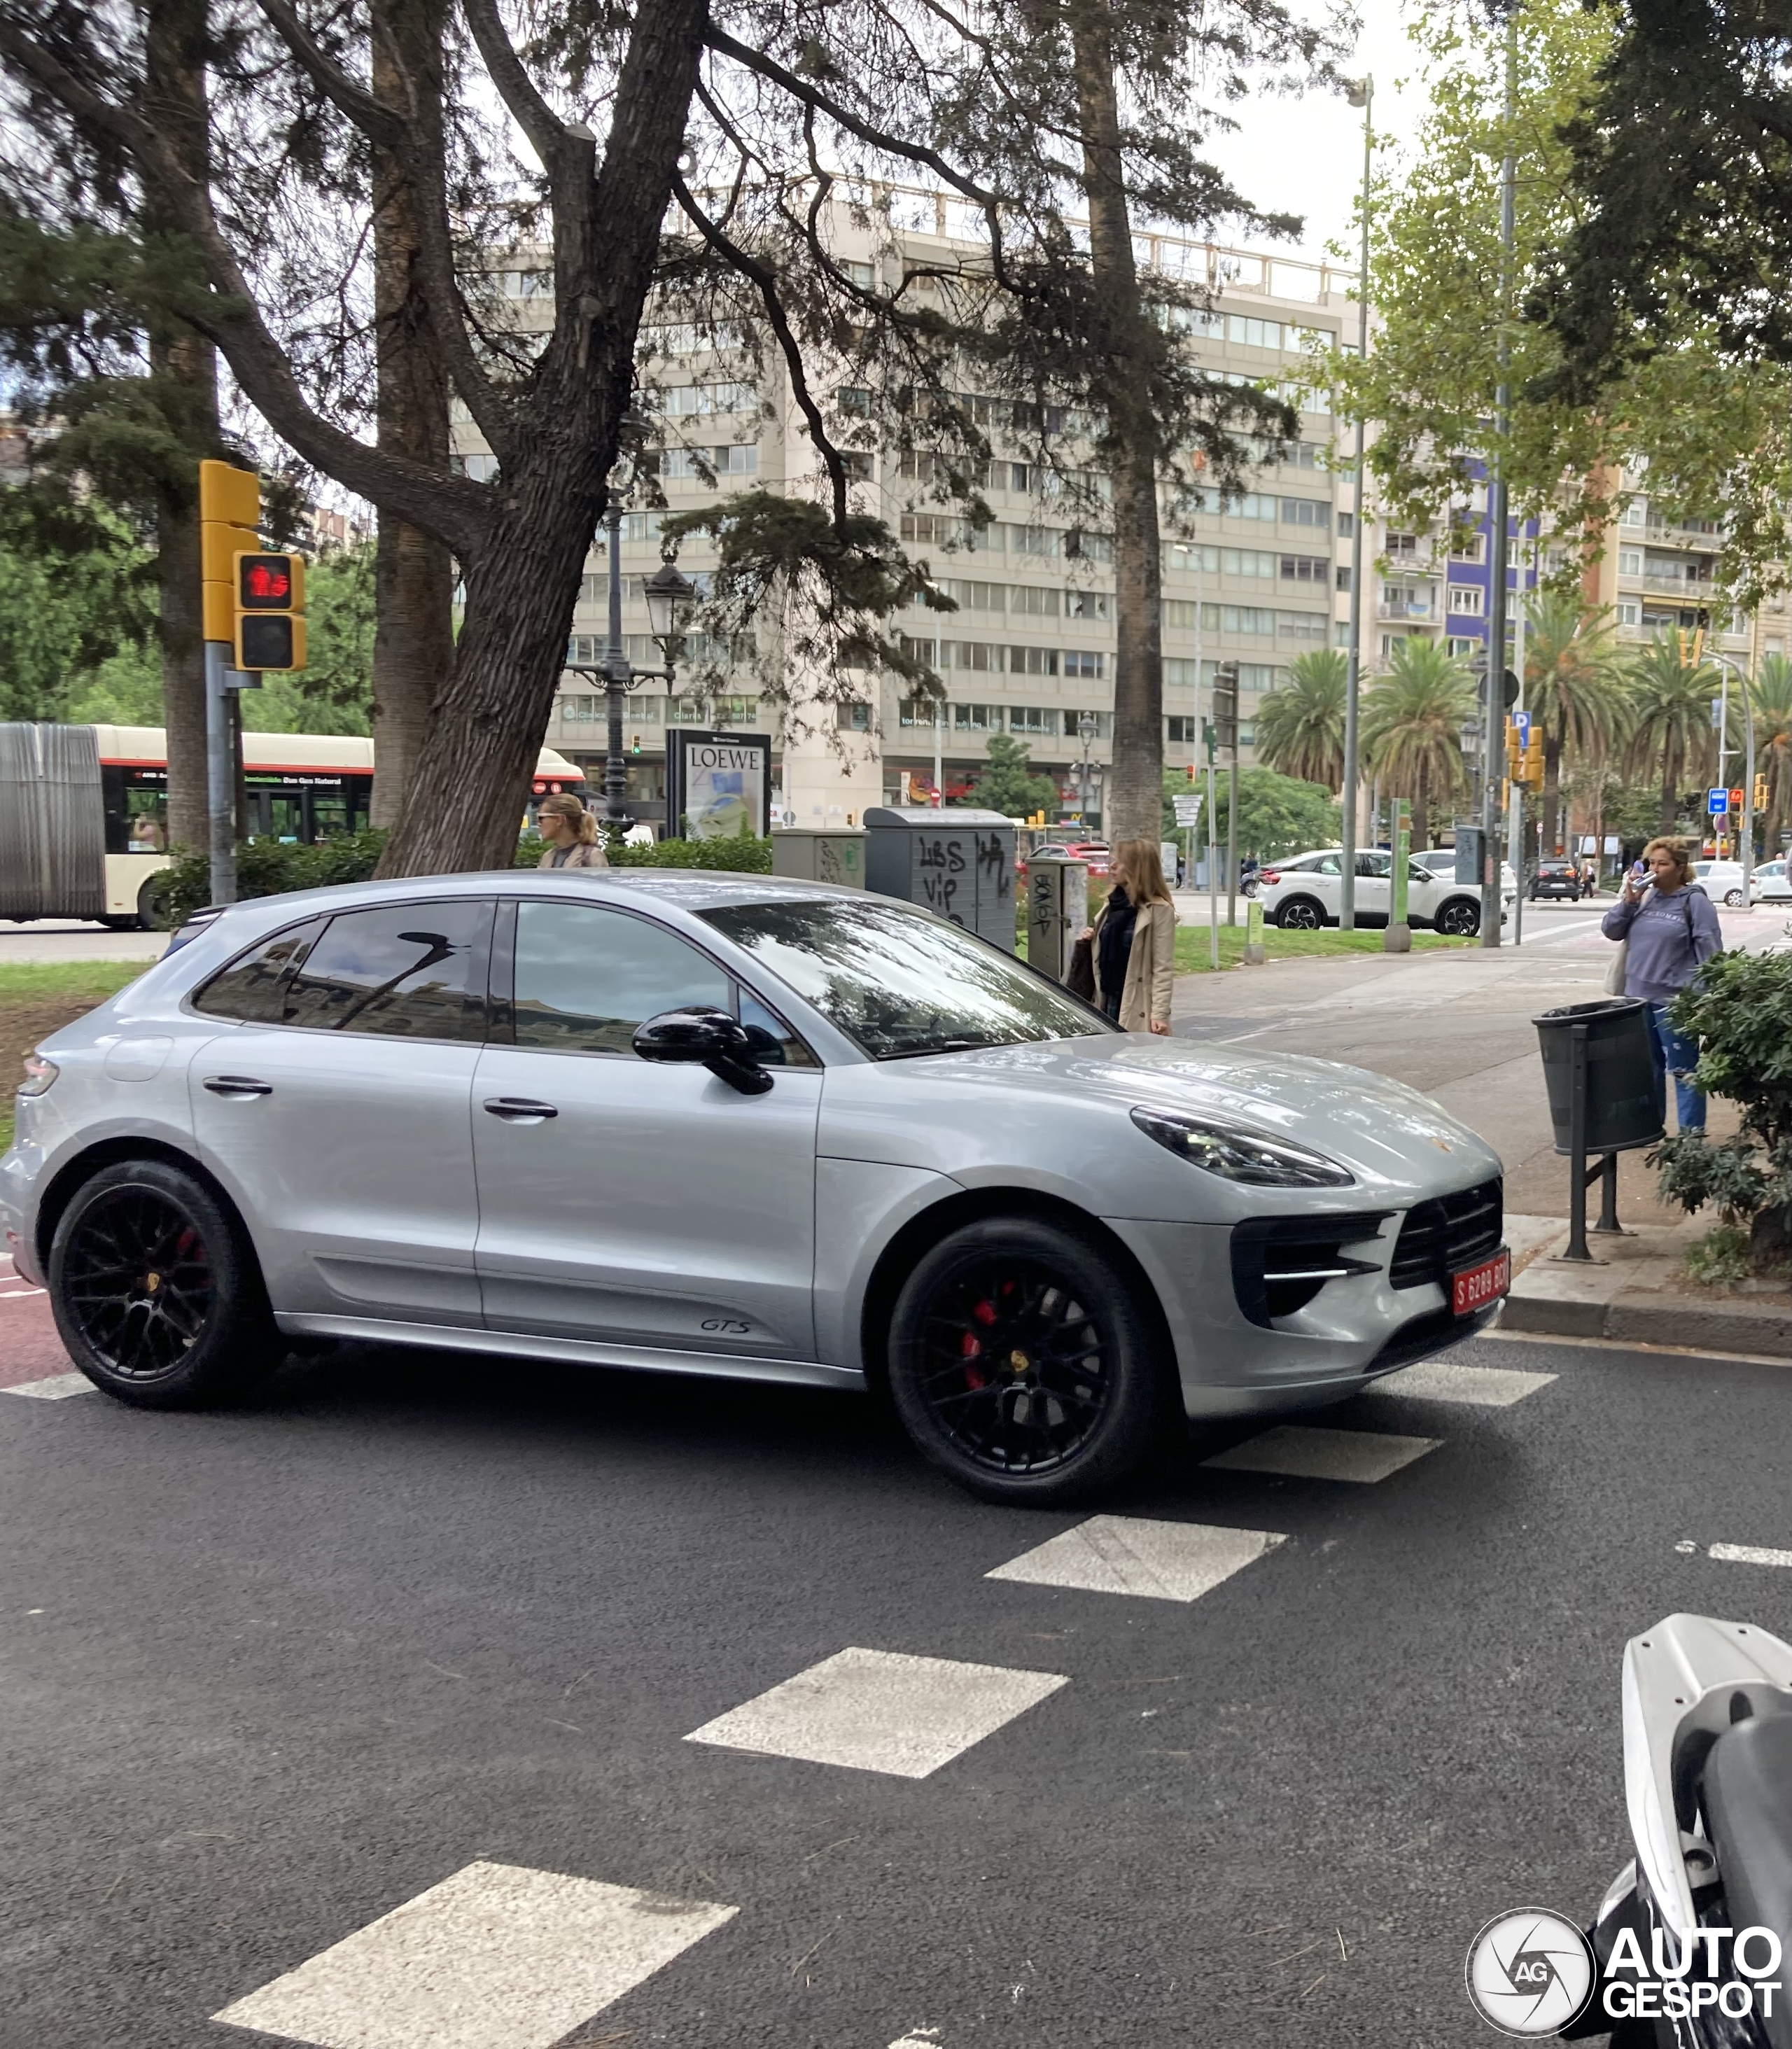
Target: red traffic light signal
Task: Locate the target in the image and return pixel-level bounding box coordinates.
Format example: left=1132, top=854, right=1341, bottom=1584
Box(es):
left=1729, top=788, right=1746, bottom=809
left=237, top=552, right=295, bottom=607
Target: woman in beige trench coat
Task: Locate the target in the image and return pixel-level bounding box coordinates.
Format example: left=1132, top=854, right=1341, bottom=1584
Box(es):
left=1082, top=838, right=1177, bottom=1033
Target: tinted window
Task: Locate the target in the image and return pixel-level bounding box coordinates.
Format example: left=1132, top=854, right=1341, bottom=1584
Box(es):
left=281, top=901, right=491, bottom=1040
left=699, top=898, right=1116, bottom=1059
left=512, top=901, right=732, bottom=1054
left=192, top=918, right=326, bottom=1023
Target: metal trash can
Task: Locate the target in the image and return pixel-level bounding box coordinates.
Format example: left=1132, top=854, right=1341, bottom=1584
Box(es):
left=1532, top=998, right=1662, bottom=1156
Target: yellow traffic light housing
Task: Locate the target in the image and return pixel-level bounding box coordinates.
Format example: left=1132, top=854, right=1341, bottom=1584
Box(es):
left=232, top=550, right=307, bottom=672
left=200, top=460, right=261, bottom=645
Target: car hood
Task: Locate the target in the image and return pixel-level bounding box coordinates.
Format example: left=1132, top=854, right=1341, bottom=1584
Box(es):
left=911, top=1033, right=1501, bottom=1194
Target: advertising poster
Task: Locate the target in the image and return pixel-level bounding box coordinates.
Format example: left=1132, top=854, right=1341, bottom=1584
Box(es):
left=666, top=731, right=771, bottom=839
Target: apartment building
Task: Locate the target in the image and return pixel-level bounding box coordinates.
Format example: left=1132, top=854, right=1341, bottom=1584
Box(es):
left=456, top=197, right=1362, bottom=830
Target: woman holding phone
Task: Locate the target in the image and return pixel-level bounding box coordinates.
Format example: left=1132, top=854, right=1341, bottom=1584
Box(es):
left=1601, top=838, right=1721, bottom=1131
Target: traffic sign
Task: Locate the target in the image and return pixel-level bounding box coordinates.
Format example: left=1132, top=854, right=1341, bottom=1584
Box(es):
left=1512, top=711, right=1530, bottom=744
left=1172, top=794, right=1203, bottom=826
left=1708, top=788, right=1729, bottom=816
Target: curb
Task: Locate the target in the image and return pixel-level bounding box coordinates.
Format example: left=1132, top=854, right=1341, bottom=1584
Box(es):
left=1499, top=1288, right=1791, bottom=1359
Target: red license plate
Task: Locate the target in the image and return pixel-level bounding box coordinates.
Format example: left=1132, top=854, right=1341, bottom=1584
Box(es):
left=1452, top=1249, right=1511, bottom=1316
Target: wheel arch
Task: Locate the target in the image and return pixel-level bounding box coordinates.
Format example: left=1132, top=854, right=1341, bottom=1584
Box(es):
left=856, top=1184, right=1177, bottom=1395
left=1274, top=893, right=1327, bottom=929
left=34, top=1137, right=248, bottom=1273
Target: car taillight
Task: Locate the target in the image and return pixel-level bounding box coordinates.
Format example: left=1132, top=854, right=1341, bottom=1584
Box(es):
left=18, top=1055, right=58, bottom=1098
left=1260, top=869, right=1281, bottom=884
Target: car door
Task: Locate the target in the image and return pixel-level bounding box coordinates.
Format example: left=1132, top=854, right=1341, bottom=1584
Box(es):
left=1355, top=851, right=1392, bottom=925
left=187, top=898, right=492, bottom=1326
left=471, top=896, right=821, bottom=1360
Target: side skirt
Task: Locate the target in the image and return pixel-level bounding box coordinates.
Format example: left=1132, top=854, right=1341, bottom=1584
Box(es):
left=274, top=1313, right=867, bottom=1394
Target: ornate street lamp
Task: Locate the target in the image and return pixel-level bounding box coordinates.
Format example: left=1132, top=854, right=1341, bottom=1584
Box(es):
left=1077, top=710, right=1098, bottom=825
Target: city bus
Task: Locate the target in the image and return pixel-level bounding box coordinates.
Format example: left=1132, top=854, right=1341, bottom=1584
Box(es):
left=0, top=723, right=587, bottom=928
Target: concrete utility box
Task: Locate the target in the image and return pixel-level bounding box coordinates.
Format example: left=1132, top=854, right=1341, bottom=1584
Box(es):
left=771, top=829, right=865, bottom=888
left=862, top=806, right=1017, bottom=950
left=1026, top=855, right=1088, bottom=982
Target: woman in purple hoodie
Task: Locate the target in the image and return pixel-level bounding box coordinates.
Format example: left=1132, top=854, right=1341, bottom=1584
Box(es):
left=1602, top=837, right=1723, bottom=1131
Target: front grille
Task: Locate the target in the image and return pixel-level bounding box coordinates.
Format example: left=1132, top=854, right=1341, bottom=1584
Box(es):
left=1232, top=1213, right=1391, bottom=1328
left=1389, top=1177, right=1503, bottom=1291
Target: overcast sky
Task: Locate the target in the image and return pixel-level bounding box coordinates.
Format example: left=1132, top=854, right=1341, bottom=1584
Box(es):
left=1198, top=0, right=1432, bottom=268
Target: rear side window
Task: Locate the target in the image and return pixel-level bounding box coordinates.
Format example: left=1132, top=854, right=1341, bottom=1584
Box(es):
left=192, top=918, right=326, bottom=1023
left=281, top=901, right=493, bottom=1040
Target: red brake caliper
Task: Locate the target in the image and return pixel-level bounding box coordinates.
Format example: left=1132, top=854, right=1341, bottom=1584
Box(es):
left=962, top=1296, right=998, bottom=1390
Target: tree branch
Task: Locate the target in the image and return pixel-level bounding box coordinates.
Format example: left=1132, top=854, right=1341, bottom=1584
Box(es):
left=459, top=0, right=570, bottom=176
left=0, top=12, right=493, bottom=557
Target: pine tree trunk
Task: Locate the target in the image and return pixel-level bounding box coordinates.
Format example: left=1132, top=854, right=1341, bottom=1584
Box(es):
left=1660, top=729, right=1680, bottom=834
left=368, top=0, right=454, bottom=830
left=1414, top=766, right=1429, bottom=855
left=145, top=0, right=219, bottom=856
left=1067, top=4, right=1161, bottom=847
left=1543, top=720, right=1564, bottom=856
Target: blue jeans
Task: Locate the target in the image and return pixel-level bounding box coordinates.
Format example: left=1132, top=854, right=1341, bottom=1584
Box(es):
left=1646, top=1000, right=1706, bottom=1133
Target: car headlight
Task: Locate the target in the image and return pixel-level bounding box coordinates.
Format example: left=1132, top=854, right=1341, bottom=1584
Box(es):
left=18, top=1056, right=58, bottom=1098
left=1130, top=1106, right=1354, bottom=1187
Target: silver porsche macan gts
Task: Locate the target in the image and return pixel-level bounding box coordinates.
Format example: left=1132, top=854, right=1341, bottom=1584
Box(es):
left=1, top=873, right=1509, bottom=1503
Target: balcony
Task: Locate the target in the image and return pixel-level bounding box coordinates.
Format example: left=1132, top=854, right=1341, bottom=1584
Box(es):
left=1377, top=595, right=1440, bottom=623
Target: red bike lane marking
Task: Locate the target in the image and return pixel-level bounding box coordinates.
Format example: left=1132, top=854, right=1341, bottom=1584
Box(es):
left=0, top=1292, right=76, bottom=1387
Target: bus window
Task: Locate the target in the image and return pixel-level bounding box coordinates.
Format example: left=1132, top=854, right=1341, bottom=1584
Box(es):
left=125, top=791, right=168, bottom=853
left=267, top=795, right=305, bottom=844
left=311, top=793, right=350, bottom=839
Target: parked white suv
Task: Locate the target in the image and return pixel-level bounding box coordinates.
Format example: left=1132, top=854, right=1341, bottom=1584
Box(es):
left=1692, top=860, right=1751, bottom=907
left=1257, top=848, right=1513, bottom=937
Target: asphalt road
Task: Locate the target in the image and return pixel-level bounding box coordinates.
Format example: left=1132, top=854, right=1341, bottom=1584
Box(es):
left=5, top=1322, right=1792, bottom=2049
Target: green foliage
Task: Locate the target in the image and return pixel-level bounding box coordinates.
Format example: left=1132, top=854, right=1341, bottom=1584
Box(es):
left=1656, top=947, right=1792, bottom=1272
left=1684, top=1223, right=1756, bottom=1289
left=1361, top=638, right=1476, bottom=844
left=514, top=834, right=775, bottom=873
left=1191, top=766, right=1340, bottom=860
left=156, top=830, right=391, bottom=923
left=1252, top=650, right=1345, bottom=790
left=1620, top=636, right=1721, bottom=830
left=0, top=487, right=155, bottom=720
left=969, top=734, right=1059, bottom=820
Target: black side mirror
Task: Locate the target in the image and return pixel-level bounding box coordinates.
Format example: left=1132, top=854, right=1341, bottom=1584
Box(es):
left=631, top=1005, right=774, bottom=1096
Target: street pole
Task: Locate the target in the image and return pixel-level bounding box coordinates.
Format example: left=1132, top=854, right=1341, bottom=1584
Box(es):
left=1341, top=75, right=1373, bottom=932
left=1226, top=747, right=1239, bottom=926
left=204, top=642, right=235, bottom=906
left=1480, top=8, right=1517, bottom=949
left=601, top=489, right=633, bottom=833
left=1712, top=650, right=1758, bottom=904
left=1508, top=528, right=1530, bottom=946
left=934, top=701, right=945, bottom=808
left=1205, top=719, right=1219, bottom=969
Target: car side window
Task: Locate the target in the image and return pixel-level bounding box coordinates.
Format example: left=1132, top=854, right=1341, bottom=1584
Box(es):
left=192, top=918, right=326, bottom=1023
left=1312, top=855, right=1342, bottom=876
left=510, top=900, right=733, bottom=1055
left=281, top=901, right=492, bottom=1040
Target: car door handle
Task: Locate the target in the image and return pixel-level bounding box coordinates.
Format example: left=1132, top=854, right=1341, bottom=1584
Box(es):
left=483, top=1097, right=559, bottom=1121
left=203, top=1075, right=273, bottom=1097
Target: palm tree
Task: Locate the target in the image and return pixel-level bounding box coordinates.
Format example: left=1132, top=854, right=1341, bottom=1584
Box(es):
left=1752, top=653, right=1792, bottom=860
left=1252, top=649, right=1345, bottom=789
left=1621, top=636, right=1720, bottom=834
left=1361, top=638, right=1476, bottom=848
left=1521, top=591, right=1627, bottom=858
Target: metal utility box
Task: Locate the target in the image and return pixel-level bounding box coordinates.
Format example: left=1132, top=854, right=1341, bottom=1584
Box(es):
left=1026, top=855, right=1088, bottom=982
left=1452, top=825, right=1486, bottom=888
left=862, top=806, right=1017, bottom=950
left=770, top=830, right=865, bottom=888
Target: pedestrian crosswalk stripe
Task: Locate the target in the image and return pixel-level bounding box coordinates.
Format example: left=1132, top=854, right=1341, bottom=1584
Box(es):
left=685, top=1646, right=1068, bottom=1779
left=1, top=1373, right=93, bottom=1401
left=211, top=1860, right=736, bottom=2049
left=1203, top=1424, right=1439, bottom=1484
left=1365, top=1359, right=1556, bottom=1407
left=986, top=1516, right=1286, bottom=1603
left=1707, top=1541, right=1792, bottom=1569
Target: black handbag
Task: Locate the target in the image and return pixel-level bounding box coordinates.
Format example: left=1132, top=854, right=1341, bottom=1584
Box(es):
left=1065, top=932, right=1096, bottom=1001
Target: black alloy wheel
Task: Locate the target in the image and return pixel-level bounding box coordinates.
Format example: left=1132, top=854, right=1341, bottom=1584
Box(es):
left=1277, top=896, right=1325, bottom=930
left=887, top=1216, right=1170, bottom=1504
left=48, top=1159, right=278, bottom=1407
left=1436, top=897, right=1481, bottom=937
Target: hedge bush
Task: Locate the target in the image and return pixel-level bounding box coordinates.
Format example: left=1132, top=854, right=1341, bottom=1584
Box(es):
left=156, top=828, right=774, bottom=923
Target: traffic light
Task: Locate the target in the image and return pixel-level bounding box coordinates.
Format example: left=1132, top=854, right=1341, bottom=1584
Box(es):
left=233, top=549, right=307, bottom=671
left=199, top=459, right=260, bottom=645
left=1521, top=736, right=1544, bottom=790
left=1756, top=775, right=1770, bottom=811
left=1504, top=715, right=1523, bottom=780
left=1676, top=625, right=1706, bottom=669
left=1212, top=662, right=1239, bottom=753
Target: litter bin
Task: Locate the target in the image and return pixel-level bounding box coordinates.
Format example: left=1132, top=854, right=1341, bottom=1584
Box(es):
left=1532, top=998, right=1661, bottom=1156
left=1532, top=996, right=1664, bottom=1261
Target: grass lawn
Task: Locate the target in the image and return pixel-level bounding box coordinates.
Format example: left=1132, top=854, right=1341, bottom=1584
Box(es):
left=1174, top=924, right=1471, bottom=974
left=0, top=962, right=146, bottom=1155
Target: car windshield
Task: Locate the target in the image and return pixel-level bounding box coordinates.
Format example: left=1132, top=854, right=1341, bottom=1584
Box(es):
left=699, top=897, right=1117, bottom=1059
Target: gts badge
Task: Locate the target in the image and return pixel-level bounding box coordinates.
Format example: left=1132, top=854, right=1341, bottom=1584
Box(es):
left=701, top=1317, right=752, bottom=1336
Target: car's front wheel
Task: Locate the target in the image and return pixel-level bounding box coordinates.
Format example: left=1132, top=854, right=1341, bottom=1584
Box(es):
left=1275, top=895, right=1326, bottom=930
left=48, top=1159, right=279, bottom=1408
left=1724, top=888, right=1745, bottom=907
left=1436, top=897, right=1481, bottom=937
left=886, top=1216, right=1173, bottom=1505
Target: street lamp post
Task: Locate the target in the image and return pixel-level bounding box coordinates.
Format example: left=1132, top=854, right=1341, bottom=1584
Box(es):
left=1709, top=649, right=1758, bottom=905
left=564, top=468, right=697, bottom=838
left=1480, top=6, right=1519, bottom=949
left=1340, top=74, right=1373, bottom=932
left=1077, top=711, right=1097, bottom=825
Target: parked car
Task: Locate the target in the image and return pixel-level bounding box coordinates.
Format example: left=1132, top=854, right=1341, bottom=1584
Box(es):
left=1, top=872, right=1509, bottom=1506
left=1750, top=857, right=1791, bottom=904
left=1412, top=849, right=1521, bottom=895
left=1527, top=858, right=1585, bottom=902
left=1692, top=858, right=1751, bottom=907
left=1256, top=849, right=1513, bottom=937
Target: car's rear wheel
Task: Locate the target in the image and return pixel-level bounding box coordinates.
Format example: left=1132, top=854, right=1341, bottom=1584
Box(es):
left=1276, top=895, right=1325, bottom=930
left=886, top=1216, right=1173, bottom=1505
left=1724, top=888, right=1744, bottom=907
left=1436, top=897, right=1481, bottom=937
left=48, top=1160, right=279, bottom=1408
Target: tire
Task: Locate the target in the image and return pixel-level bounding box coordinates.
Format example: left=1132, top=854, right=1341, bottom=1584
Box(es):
left=1435, top=896, right=1481, bottom=937
left=1724, top=888, right=1744, bottom=907
left=48, top=1159, right=280, bottom=1408
left=886, top=1215, right=1174, bottom=1506
left=1276, top=895, right=1326, bottom=930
